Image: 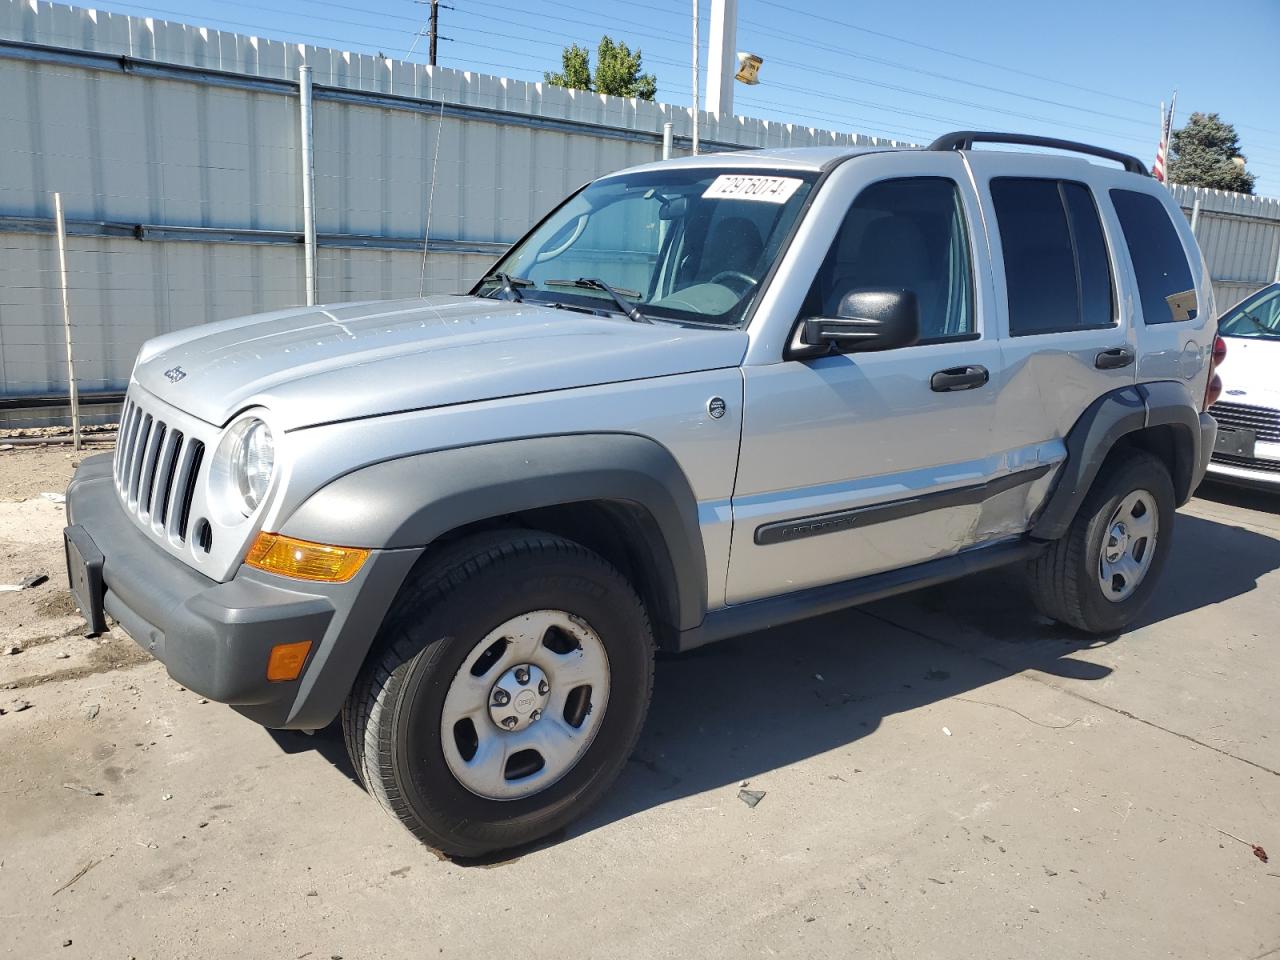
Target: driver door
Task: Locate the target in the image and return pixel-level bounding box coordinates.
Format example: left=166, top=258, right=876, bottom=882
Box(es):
left=726, top=153, right=1033, bottom=605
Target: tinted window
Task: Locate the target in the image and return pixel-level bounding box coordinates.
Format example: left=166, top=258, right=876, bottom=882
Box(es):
left=805, top=178, right=973, bottom=342
left=991, top=178, right=1115, bottom=336
left=1110, top=189, right=1197, bottom=324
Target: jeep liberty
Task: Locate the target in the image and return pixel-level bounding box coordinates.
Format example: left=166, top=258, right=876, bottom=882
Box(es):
left=65, top=132, right=1221, bottom=856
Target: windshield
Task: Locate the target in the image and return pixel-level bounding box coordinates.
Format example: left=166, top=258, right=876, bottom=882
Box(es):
left=1219, top=285, right=1280, bottom=340
left=475, top=167, right=818, bottom=327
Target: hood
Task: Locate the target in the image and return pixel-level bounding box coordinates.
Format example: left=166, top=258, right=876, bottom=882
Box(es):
left=1218, top=335, right=1280, bottom=408
left=133, top=296, right=749, bottom=429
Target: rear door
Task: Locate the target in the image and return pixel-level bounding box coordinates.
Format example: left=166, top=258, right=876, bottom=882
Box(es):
left=727, top=152, right=1026, bottom=606
left=1105, top=185, right=1214, bottom=389
left=964, top=154, right=1137, bottom=473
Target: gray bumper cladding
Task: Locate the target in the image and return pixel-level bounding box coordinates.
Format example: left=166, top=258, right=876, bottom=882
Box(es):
left=65, top=454, right=420, bottom=728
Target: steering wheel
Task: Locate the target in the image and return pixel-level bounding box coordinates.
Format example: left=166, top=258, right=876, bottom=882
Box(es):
left=708, top=270, right=759, bottom=294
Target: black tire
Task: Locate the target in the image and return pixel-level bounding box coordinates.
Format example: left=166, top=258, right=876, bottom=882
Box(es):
left=1028, top=449, right=1175, bottom=634
left=342, top=529, right=654, bottom=858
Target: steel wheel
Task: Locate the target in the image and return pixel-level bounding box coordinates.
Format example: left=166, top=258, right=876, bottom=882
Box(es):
left=1097, top=489, right=1159, bottom=602
left=440, top=609, right=611, bottom=800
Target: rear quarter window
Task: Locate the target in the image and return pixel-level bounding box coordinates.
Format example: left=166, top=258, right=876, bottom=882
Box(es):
left=1109, top=189, right=1197, bottom=324
left=990, top=178, right=1115, bottom=336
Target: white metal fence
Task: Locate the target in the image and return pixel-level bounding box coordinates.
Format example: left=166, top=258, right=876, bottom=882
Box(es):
left=1, top=0, right=1278, bottom=428
left=1169, top=183, right=1280, bottom=310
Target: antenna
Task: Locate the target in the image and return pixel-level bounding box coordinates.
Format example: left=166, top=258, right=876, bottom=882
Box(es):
left=418, top=97, right=447, bottom=297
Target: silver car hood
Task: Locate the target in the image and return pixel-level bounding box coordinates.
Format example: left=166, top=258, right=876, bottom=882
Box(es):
left=132, top=296, right=749, bottom=430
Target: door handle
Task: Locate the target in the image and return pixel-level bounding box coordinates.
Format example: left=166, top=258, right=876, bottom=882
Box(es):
left=930, top=365, right=989, bottom=392
left=1095, top=347, right=1135, bottom=370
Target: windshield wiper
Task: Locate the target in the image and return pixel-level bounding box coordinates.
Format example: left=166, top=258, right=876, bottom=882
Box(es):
left=479, top=271, right=533, bottom=302
left=1240, top=309, right=1274, bottom=336
left=544, top=277, right=652, bottom=323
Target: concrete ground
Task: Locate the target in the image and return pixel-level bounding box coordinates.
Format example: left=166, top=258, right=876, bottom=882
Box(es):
left=1, top=444, right=1278, bottom=960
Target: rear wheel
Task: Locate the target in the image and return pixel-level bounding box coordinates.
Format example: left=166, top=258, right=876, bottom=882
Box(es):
left=1028, top=450, right=1175, bottom=634
left=342, top=530, right=654, bottom=858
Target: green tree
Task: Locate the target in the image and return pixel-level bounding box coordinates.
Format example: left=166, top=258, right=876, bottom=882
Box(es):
left=544, top=36, right=656, bottom=101
left=1168, top=112, right=1256, bottom=194
left=544, top=43, right=592, bottom=93
left=593, top=37, right=656, bottom=100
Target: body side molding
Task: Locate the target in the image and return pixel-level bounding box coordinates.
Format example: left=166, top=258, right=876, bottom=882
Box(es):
left=754, top=464, right=1050, bottom=546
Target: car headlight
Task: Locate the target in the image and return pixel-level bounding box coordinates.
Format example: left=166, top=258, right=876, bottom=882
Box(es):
left=222, top=417, right=274, bottom=516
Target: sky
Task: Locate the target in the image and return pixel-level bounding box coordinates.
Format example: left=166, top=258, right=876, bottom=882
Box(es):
left=83, top=0, right=1280, bottom=195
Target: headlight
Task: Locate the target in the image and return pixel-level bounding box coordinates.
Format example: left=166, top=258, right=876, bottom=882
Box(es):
left=222, top=417, right=274, bottom=516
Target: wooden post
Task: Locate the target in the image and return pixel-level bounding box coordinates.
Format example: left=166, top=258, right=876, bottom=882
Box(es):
left=54, top=192, right=81, bottom=452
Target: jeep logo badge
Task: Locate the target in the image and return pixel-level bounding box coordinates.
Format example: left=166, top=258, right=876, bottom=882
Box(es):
left=164, top=366, right=187, bottom=383
left=707, top=396, right=727, bottom=419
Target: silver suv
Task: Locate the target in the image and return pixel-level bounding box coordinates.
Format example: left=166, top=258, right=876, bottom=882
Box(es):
left=65, top=132, right=1221, bottom=857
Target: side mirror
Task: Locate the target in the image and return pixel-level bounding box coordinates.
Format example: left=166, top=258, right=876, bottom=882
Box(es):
left=800, top=288, right=920, bottom=354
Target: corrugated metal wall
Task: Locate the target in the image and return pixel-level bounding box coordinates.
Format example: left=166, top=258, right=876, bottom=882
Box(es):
left=1169, top=184, right=1280, bottom=311
left=1, top=0, right=1277, bottom=427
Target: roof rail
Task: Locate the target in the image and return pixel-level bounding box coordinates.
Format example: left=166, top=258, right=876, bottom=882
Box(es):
left=927, top=131, right=1150, bottom=176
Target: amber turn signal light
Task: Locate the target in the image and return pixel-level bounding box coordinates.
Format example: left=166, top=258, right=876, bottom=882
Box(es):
left=244, top=532, right=369, bottom=583
left=266, top=640, right=313, bottom=682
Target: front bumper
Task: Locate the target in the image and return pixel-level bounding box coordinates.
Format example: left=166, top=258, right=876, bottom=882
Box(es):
left=66, top=454, right=421, bottom=728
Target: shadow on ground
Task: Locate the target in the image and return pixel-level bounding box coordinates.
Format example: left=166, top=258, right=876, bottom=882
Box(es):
left=270, top=502, right=1280, bottom=860
left=1196, top=478, right=1280, bottom=516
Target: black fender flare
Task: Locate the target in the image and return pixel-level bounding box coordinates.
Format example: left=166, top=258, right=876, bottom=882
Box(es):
left=280, top=433, right=709, bottom=632
left=1031, top=381, right=1204, bottom=541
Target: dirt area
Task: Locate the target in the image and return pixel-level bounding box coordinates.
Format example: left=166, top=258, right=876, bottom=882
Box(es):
left=1, top=448, right=1278, bottom=960
left=0, top=445, right=150, bottom=695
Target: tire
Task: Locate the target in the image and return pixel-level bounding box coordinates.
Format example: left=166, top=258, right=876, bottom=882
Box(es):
left=342, top=529, right=655, bottom=858
left=1028, top=449, right=1175, bottom=635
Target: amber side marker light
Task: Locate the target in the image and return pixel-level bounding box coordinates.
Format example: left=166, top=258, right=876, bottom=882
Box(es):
left=267, top=640, right=313, bottom=682
left=244, top=532, right=369, bottom=583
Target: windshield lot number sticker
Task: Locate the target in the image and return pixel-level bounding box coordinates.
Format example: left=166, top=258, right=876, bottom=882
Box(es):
left=702, top=175, right=803, bottom=203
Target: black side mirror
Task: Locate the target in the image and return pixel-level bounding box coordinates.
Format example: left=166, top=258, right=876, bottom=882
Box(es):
left=800, top=288, right=920, bottom=354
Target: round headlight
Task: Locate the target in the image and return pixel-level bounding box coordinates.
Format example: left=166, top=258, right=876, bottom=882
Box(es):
left=228, top=418, right=274, bottom=515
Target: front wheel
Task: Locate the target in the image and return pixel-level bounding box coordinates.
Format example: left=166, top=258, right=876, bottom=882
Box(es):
left=342, top=530, right=655, bottom=858
left=1028, top=449, right=1175, bottom=634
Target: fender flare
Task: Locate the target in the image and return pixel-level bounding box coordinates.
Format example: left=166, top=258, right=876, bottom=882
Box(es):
left=1031, top=381, right=1203, bottom=541
left=280, top=433, right=709, bottom=632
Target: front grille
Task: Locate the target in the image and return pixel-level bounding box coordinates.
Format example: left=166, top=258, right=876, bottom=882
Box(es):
left=114, top=397, right=206, bottom=541
left=1212, top=453, right=1280, bottom=474
left=1210, top=401, right=1280, bottom=443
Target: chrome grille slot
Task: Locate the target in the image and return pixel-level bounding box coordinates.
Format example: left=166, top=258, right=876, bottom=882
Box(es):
left=137, top=422, right=167, bottom=518
left=175, top=440, right=205, bottom=543
left=127, top=414, right=153, bottom=507
left=149, top=428, right=183, bottom=528
left=1210, top=401, right=1280, bottom=443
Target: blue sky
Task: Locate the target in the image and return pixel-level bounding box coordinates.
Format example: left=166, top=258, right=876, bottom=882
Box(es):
left=89, top=0, right=1280, bottom=194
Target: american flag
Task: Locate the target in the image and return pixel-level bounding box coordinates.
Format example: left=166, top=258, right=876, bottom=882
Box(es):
left=1152, top=93, right=1177, bottom=183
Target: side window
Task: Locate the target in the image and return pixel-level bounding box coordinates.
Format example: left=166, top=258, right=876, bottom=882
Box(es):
left=990, top=178, right=1115, bottom=336
left=1109, top=189, right=1197, bottom=324
left=804, top=177, right=974, bottom=342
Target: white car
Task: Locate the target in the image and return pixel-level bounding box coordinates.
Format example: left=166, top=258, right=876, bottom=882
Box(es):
left=1208, top=283, right=1280, bottom=488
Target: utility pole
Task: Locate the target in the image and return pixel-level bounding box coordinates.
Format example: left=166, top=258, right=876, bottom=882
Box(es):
left=409, top=0, right=449, bottom=65
left=428, top=0, right=439, bottom=67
